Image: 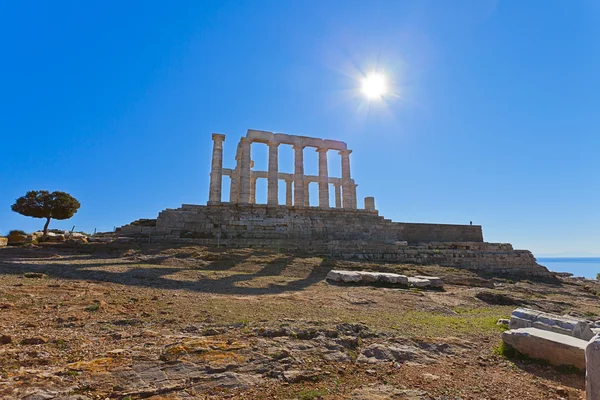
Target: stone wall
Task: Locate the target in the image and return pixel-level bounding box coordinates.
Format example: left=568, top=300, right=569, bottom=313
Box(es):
left=152, top=203, right=483, bottom=245
left=115, top=203, right=552, bottom=278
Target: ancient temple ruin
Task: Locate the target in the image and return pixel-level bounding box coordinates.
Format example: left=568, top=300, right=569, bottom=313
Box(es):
left=116, top=129, right=553, bottom=278
left=208, top=130, right=373, bottom=210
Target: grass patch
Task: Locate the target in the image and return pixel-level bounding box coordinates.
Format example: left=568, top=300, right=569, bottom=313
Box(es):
left=297, top=388, right=328, bottom=400
left=85, top=303, right=100, bottom=312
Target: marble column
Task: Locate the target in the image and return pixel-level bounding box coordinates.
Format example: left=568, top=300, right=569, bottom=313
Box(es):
left=317, top=148, right=329, bottom=208
left=339, top=149, right=353, bottom=209
left=230, top=154, right=241, bottom=203
left=208, top=133, right=225, bottom=204
left=285, top=180, right=293, bottom=207
left=351, top=182, right=358, bottom=209
left=364, top=196, right=375, bottom=211
left=304, top=181, right=310, bottom=207
left=333, top=183, right=342, bottom=208
left=250, top=176, right=257, bottom=204
left=267, top=142, right=279, bottom=205
left=293, top=145, right=305, bottom=207
left=239, top=138, right=252, bottom=204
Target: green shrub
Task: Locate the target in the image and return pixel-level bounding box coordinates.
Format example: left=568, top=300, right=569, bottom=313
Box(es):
left=9, top=229, right=26, bottom=236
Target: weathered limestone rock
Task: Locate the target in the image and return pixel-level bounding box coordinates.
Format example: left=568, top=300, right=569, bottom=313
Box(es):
left=377, top=273, right=408, bottom=285
left=7, top=231, right=28, bottom=245
left=327, top=270, right=362, bottom=283
left=407, top=277, right=431, bottom=288
left=414, top=276, right=443, bottom=288
left=509, top=308, right=595, bottom=340
left=502, top=327, right=587, bottom=370
left=0, top=237, right=7, bottom=247
left=586, top=334, right=600, bottom=400
left=327, top=271, right=410, bottom=286
left=356, top=271, right=380, bottom=283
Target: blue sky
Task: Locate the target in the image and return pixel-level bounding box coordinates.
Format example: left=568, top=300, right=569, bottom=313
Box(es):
left=1, top=1, right=598, bottom=256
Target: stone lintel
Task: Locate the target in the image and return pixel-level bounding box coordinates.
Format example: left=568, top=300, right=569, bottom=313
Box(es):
left=246, top=129, right=347, bottom=150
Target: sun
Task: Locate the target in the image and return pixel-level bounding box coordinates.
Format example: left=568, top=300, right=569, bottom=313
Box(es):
left=361, top=72, right=387, bottom=100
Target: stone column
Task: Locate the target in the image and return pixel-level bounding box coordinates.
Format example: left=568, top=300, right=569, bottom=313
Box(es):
left=285, top=179, right=293, bottom=207
left=587, top=334, right=600, bottom=400
left=339, top=149, right=353, bottom=208
left=267, top=142, right=279, bottom=205
left=317, top=148, right=329, bottom=208
left=352, top=182, right=358, bottom=209
left=230, top=157, right=241, bottom=203
left=333, top=183, right=342, bottom=208
left=208, top=133, right=225, bottom=204
left=364, top=196, right=375, bottom=211
left=293, top=145, right=305, bottom=207
left=304, top=181, right=310, bottom=207
left=239, top=138, right=252, bottom=204
left=250, top=176, right=257, bottom=204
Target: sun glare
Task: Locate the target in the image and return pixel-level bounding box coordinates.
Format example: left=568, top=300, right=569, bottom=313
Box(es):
left=361, top=72, right=387, bottom=100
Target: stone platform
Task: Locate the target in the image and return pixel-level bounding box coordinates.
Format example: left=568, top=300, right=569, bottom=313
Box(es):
left=117, top=203, right=553, bottom=279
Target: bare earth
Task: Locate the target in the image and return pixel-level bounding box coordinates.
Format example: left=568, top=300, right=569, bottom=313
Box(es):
left=1, top=243, right=598, bottom=400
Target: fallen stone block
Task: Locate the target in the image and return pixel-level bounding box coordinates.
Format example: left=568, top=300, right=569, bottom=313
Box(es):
left=509, top=308, right=594, bottom=340
left=502, top=327, right=586, bottom=370
left=408, top=277, right=431, bottom=288
left=377, top=273, right=408, bottom=285
left=356, top=271, right=381, bottom=283
left=326, top=270, right=362, bottom=283
left=414, top=275, right=443, bottom=288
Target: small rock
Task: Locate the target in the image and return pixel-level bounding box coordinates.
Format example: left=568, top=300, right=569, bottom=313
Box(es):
left=0, top=335, right=11, bottom=344
left=497, top=319, right=510, bottom=325
left=20, top=337, right=48, bottom=345
left=282, top=370, right=320, bottom=383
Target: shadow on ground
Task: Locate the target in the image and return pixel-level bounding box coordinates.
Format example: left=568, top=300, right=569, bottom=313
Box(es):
left=0, top=245, right=330, bottom=296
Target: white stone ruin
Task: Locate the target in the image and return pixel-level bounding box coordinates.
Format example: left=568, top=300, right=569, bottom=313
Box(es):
left=326, top=270, right=443, bottom=288
left=208, top=129, right=374, bottom=210
left=502, top=307, right=600, bottom=399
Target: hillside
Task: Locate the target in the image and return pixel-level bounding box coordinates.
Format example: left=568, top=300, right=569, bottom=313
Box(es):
left=0, top=243, right=597, bottom=399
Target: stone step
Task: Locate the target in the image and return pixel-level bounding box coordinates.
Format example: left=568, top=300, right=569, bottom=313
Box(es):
left=502, top=327, right=587, bottom=370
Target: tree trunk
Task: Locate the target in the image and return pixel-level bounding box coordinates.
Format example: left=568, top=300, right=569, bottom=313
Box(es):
left=43, top=217, right=51, bottom=239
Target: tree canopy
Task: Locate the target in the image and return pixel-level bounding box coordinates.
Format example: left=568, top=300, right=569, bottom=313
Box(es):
left=11, top=190, right=80, bottom=236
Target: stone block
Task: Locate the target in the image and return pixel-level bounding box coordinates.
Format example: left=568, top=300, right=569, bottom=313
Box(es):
left=414, top=276, right=443, bottom=288
left=502, top=327, right=586, bottom=370
left=509, top=308, right=594, bottom=340
left=0, top=237, right=7, bottom=247
left=356, top=271, right=380, bottom=283
left=326, top=270, right=362, bottom=283
left=377, top=273, right=408, bottom=285
left=407, top=277, right=431, bottom=288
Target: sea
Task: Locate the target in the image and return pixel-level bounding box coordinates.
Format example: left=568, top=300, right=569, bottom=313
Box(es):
left=536, top=257, right=600, bottom=279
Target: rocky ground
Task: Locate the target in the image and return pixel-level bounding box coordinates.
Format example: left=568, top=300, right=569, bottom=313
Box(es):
left=0, top=243, right=599, bottom=400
